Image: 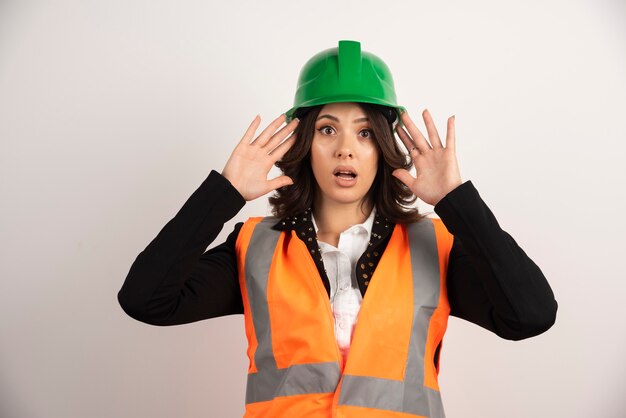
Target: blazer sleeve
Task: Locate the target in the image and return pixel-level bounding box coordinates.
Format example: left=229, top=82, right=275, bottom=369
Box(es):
left=434, top=180, right=558, bottom=341
left=117, top=169, right=246, bottom=326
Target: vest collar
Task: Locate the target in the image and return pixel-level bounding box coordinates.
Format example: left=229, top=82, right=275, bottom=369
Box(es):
left=270, top=207, right=396, bottom=297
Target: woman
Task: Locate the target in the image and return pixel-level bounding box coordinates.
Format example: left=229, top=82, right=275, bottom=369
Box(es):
left=118, top=40, right=558, bottom=417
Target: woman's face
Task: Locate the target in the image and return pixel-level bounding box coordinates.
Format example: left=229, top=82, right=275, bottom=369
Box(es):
left=310, top=102, right=380, bottom=209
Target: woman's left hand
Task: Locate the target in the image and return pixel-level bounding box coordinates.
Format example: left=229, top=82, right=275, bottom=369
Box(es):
left=392, top=109, right=463, bottom=206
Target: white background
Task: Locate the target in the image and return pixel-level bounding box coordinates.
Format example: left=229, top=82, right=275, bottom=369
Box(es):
left=1, top=0, right=625, bottom=417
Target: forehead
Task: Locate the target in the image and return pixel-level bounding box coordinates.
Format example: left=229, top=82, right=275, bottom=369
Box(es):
left=318, top=102, right=366, bottom=119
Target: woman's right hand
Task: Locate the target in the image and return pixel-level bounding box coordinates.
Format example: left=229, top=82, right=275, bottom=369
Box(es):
left=221, top=113, right=299, bottom=202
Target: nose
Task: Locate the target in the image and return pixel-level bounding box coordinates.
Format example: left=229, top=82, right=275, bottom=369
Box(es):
left=334, top=133, right=357, bottom=159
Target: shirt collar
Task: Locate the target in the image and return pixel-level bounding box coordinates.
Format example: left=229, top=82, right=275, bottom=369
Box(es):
left=311, top=206, right=376, bottom=237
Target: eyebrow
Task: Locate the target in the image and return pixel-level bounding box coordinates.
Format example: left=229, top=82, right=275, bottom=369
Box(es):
left=316, top=114, right=369, bottom=123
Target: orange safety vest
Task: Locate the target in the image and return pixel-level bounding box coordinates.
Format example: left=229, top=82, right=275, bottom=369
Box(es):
left=235, top=215, right=454, bottom=418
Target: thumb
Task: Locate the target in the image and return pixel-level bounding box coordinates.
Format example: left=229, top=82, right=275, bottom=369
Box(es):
left=269, top=175, right=294, bottom=191
left=392, top=169, right=413, bottom=187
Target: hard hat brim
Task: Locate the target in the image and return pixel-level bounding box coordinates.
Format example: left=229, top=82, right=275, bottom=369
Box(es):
left=285, top=96, right=405, bottom=124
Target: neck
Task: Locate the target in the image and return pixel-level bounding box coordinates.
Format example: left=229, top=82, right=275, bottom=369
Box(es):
left=312, top=197, right=373, bottom=235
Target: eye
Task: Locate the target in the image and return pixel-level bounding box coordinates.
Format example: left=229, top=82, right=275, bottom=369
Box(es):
left=317, top=125, right=336, bottom=135
left=360, top=128, right=374, bottom=139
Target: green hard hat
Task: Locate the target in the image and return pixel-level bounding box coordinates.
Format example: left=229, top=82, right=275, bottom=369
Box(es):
left=285, top=40, right=406, bottom=124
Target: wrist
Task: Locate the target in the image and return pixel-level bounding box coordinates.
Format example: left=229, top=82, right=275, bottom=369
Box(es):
left=433, top=180, right=463, bottom=206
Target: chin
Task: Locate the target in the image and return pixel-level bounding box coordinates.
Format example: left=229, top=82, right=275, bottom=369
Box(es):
left=324, top=189, right=367, bottom=204
left=314, top=176, right=373, bottom=206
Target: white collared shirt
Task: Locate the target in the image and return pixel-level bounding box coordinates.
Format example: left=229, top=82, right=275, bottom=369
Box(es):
left=311, top=207, right=376, bottom=364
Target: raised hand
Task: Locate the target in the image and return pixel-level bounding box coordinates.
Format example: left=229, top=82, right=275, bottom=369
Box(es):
left=221, top=113, right=299, bottom=202
left=392, top=109, right=462, bottom=206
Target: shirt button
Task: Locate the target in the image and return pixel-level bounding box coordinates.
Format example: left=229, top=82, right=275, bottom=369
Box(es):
left=338, top=320, right=346, bottom=329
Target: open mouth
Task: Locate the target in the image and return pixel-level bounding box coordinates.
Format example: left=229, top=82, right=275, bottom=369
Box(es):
left=333, top=166, right=358, bottom=179
left=334, top=171, right=357, bottom=179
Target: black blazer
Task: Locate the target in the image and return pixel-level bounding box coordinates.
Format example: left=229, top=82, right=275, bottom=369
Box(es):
left=117, top=170, right=558, bottom=341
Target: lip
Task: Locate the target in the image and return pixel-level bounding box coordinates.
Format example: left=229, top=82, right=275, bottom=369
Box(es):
left=333, top=165, right=358, bottom=176
left=332, top=164, right=358, bottom=188
left=333, top=173, right=357, bottom=187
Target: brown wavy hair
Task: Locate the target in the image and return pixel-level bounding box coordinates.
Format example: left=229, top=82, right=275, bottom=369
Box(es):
left=268, top=102, right=426, bottom=224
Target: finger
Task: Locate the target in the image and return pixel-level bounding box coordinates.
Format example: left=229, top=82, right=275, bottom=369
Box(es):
left=423, top=109, right=443, bottom=148
left=268, top=133, right=297, bottom=160
left=251, top=113, right=287, bottom=146
left=391, top=168, right=414, bottom=188
left=445, top=115, right=456, bottom=150
left=239, top=114, right=261, bottom=145
left=267, top=175, right=294, bottom=192
left=400, top=111, right=432, bottom=152
left=395, top=125, right=421, bottom=157
left=262, top=117, right=299, bottom=150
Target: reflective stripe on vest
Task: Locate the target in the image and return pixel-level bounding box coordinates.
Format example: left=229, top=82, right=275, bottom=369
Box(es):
left=235, top=216, right=452, bottom=418
left=242, top=217, right=341, bottom=403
